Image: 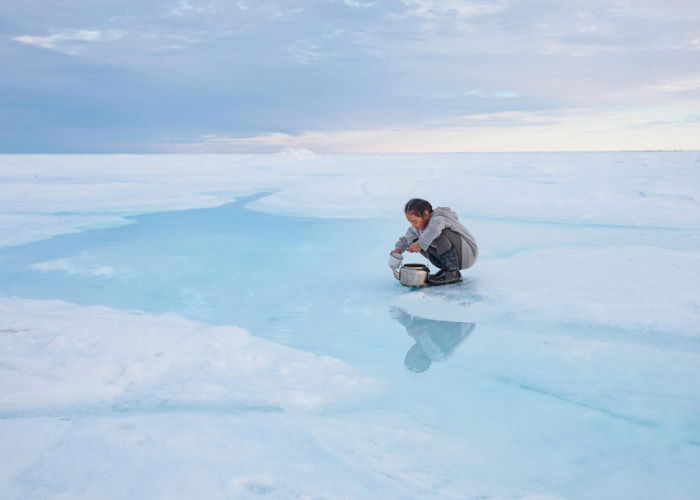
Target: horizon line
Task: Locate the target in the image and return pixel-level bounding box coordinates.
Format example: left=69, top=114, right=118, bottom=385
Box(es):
left=1, top=149, right=699, bottom=156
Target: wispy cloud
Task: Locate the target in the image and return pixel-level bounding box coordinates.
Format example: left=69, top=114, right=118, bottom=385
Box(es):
left=159, top=104, right=700, bottom=153
left=13, top=29, right=124, bottom=50
left=287, top=40, right=326, bottom=64
left=168, top=0, right=216, bottom=16
left=342, top=0, right=375, bottom=7
left=400, top=0, right=508, bottom=19
left=653, top=74, right=700, bottom=93
left=463, top=89, right=519, bottom=99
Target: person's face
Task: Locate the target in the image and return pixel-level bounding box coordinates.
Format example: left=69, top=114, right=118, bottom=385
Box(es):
left=405, top=210, right=431, bottom=230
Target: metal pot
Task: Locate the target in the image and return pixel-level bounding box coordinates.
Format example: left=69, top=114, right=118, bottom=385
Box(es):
left=397, top=263, right=430, bottom=287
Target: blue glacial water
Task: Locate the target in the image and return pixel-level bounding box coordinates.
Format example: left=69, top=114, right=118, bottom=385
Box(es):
left=0, top=195, right=444, bottom=365
left=2, top=194, right=700, bottom=497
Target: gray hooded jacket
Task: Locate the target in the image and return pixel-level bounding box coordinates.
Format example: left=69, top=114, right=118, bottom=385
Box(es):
left=395, top=207, right=479, bottom=269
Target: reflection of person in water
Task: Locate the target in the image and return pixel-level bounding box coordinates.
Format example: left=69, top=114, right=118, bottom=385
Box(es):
left=391, top=307, right=476, bottom=373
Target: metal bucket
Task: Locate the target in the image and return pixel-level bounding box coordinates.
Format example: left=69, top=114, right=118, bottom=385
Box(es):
left=397, top=263, right=430, bottom=287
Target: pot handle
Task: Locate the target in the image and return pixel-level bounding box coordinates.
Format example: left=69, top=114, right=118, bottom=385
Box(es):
left=389, top=252, right=403, bottom=280
left=390, top=265, right=400, bottom=280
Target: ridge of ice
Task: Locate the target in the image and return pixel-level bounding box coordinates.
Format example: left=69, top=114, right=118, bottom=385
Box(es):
left=0, top=297, right=379, bottom=414
left=275, top=148, right=319, bottom=159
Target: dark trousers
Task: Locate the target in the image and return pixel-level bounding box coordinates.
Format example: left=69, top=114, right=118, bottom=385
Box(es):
left=420, top=228, right=463, bottom=270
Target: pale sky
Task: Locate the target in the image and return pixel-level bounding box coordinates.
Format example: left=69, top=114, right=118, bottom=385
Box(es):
left=1, top=0, right=699, bottom=153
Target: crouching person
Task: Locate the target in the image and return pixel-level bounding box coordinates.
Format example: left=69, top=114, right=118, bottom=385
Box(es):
left=391, top=198, right=478, bottom=286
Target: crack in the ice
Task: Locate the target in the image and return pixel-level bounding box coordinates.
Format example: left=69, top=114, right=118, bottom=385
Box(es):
left=0, top=400, right=284, bottom=420
left=492, top=375, right=659, bottom=428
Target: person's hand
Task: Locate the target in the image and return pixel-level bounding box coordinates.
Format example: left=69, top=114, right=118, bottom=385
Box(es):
left=390, top=248, right=403, bottom=256
left=408, top=242, right=421, bottom=253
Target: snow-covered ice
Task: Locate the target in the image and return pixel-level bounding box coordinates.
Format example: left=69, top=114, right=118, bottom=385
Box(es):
left=0, top=297, right=378, bottom=415
left=1, top=152, right=699, bottom=499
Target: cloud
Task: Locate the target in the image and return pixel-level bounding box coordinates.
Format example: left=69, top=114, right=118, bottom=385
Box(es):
left=653, top=74, right=700, bottom=93
left=287, top=40, right=326, bottom=64
left=463, top=89, right=519, bottom=99
left=342, top=0, right=375, bottom=7
left=168, top=0, right=216, bottom=16
left=159, top=105, right=700, bottom=153
left=400, top=0, right=508, bottom=19
left=13, top=29, right=124, bottom=50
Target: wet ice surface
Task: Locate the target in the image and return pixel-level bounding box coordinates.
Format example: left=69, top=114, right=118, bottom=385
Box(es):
left=1, top=152, right=700, bottom=499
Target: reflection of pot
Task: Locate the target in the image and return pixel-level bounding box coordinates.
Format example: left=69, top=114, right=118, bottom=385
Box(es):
left=397, top=263, right=430, bottom=287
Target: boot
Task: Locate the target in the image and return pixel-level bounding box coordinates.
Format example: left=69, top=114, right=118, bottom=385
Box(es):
left=428, top=269, right=461, bottom=285
left=428, top=248, right=462, bottom=286
left=428, top=269, right=445, bottom=281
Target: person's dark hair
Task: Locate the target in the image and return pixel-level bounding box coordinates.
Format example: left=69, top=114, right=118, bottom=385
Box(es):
left=404, top=198, right=433, bottom=217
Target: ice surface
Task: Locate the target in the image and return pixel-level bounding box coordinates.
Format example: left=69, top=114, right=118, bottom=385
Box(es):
left=0, top=297, right=378, bottom=414
left=1, top=152, right=699, bottom=249
left=1, top=152, right=700, bottom=499
left=0, top=414, right=554, bottom=500
left=395, top=246, right=700, bottom=335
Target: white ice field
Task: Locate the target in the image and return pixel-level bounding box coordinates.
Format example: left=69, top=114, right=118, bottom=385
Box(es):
left=1, top=152, right=699, bottom=499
